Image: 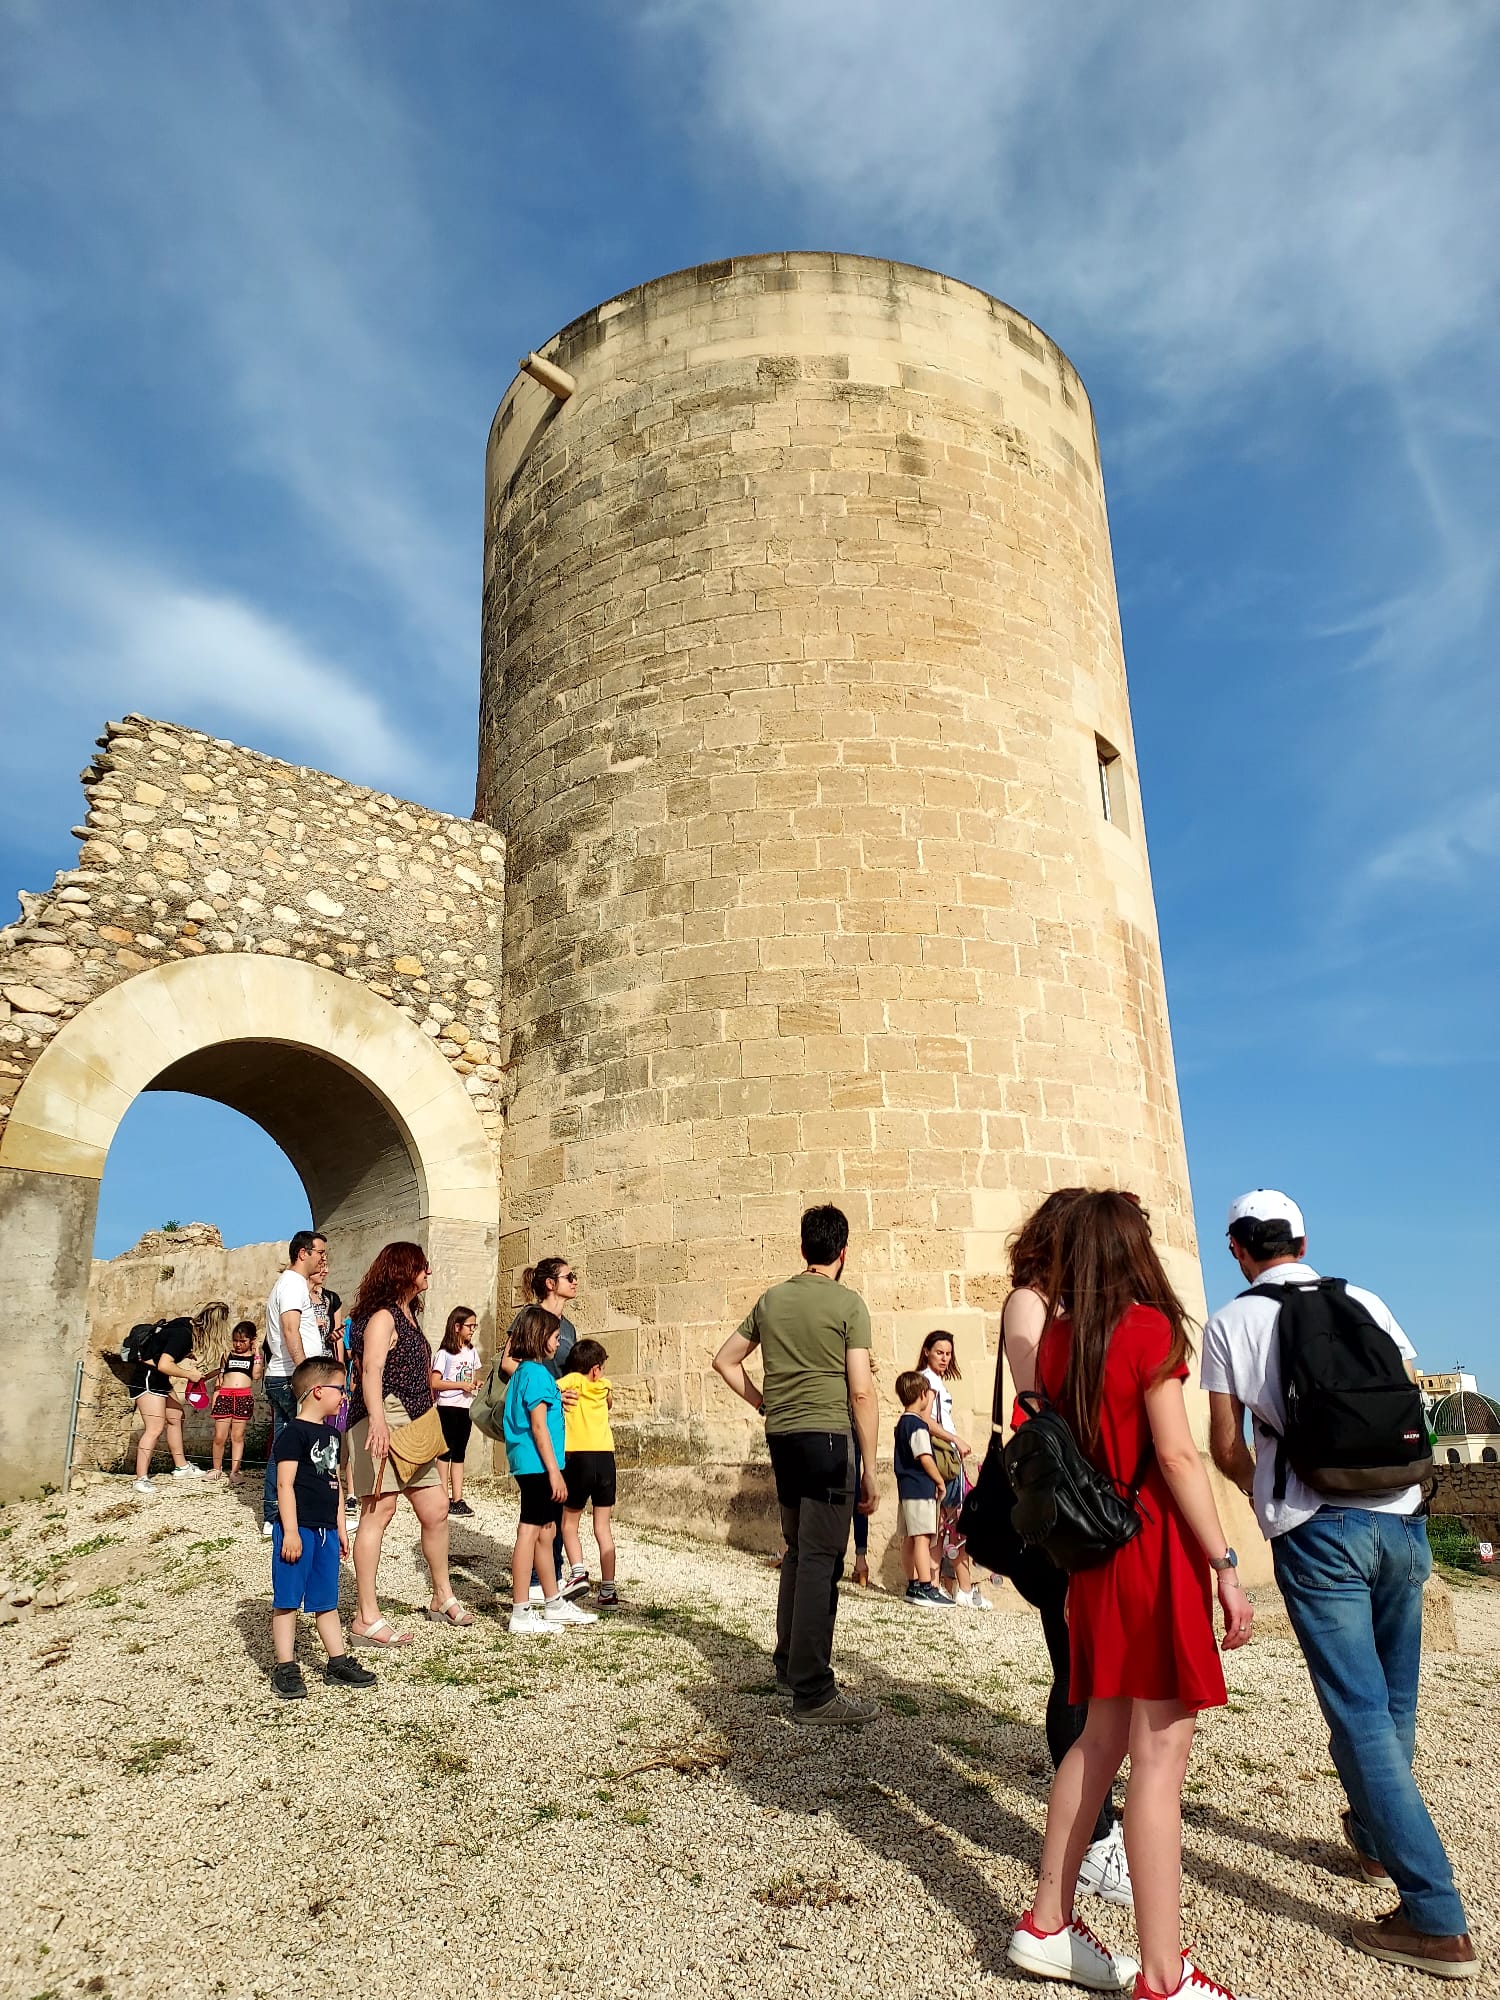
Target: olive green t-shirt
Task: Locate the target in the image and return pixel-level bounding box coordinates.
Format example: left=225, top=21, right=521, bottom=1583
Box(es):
left=736, top=1271, right=872, bottom=1436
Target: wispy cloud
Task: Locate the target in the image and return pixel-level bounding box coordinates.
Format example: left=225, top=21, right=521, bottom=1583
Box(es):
left=646, top=2, right=1499, bottom=398
left=2, top=2, right=475, bottom=676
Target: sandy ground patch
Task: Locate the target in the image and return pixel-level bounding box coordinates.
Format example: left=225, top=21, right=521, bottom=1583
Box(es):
left=2, top=1474, right=1497, bottom=2000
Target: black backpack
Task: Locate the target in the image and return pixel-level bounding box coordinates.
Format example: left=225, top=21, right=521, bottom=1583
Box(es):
left=1246, top=1277, right=1432, bottom=1499
left=1003, top=1391, right=1154, bottom=1573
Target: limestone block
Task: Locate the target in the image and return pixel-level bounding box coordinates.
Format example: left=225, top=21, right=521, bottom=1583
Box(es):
left=3, top=987, right=63, bottom=1016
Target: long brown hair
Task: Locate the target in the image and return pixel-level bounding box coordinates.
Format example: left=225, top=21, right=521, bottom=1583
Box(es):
left=1045, top=1190, right=1191, bottom=1450
left=351, top=1241, right=429, bottom=1321
left=915, top=1329, right=962, bottom=1383
left=1008, top=1188, right=1087, bottom=1293
left=440, top=1306, right=477, bottom=1355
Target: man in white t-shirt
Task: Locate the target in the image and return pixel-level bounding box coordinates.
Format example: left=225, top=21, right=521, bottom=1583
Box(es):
left=260, top=1230, right=327, bottom=1535
left=1202, top=1190, right=1475, bottom=1982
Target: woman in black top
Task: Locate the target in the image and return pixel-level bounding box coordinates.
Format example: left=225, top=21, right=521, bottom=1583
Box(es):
left=346, top=1241, right=471, bottom=1647
left=128, top=1300, right=228, bottom=1494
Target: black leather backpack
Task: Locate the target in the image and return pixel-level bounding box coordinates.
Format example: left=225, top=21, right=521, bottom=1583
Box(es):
left=1003, top=1391, right=1154, bottom=1572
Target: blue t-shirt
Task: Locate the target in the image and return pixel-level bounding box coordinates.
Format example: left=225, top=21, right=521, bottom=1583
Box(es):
left=503, top=1359, right=565, bottom=1476
left=894, top=1411, right=938, bottom=1502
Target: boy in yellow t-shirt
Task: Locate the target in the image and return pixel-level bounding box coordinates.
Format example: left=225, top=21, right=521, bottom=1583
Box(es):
left=556, top=1339, right=618, bottom=1606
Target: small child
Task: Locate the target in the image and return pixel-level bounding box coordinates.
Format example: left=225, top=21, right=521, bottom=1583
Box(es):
left=555, top=1337, right=619, bottom=1606
left=269, top=1356, right=377, bottom=1699
left=502, top=1308, right=599, bottom=1637
left=894, top=1371, right=953, bottom=1610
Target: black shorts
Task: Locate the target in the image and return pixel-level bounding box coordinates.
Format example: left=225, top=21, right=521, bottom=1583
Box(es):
left=437, top=1405, right=472, bottom=1463
left=563, top=1450, right=617, bottom=1512
left=514, top=1471, right=563, bottom=1529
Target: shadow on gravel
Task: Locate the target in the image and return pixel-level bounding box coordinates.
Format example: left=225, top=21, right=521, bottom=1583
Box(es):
left=603, top=1593, right=1361, bottom=1970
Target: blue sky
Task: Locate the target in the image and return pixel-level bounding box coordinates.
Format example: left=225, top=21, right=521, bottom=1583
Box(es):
left=3, top=4, right=1496, bottom=1375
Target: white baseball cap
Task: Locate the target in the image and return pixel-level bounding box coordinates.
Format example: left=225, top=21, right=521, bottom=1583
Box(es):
left=1226, top=1189, right=1305, bottom=1237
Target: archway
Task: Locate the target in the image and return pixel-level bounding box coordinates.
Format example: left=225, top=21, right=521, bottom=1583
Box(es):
left=0, top=955, right=500, bottom=1499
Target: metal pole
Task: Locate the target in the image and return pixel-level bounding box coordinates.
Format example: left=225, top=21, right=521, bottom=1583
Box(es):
left=62, top=1358, right=84, bottom=1495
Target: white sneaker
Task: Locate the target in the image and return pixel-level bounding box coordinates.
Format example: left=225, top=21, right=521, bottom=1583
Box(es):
left=507, top=1605, right=557, bottom=1638
left=1078, top=1823, right=1133, bottom=1908
left=261, top=1522, right=276, bottom=1539
left=131, top=1477, right=155, bottom=1496
left=172, top=1464, right=206, bottom=1479
left=543, top=1597, right=599, bottom=1627
left=528, top=1583, right=544, bottom=1605
left=1006, top=1911, right=1138, bottom=1991
left=955, top=1586, right=994, bottom=1612
left=1156, top=1958, right=1257, bottom=1999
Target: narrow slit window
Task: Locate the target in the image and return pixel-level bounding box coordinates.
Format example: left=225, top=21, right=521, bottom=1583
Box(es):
left=1095, top=735, right=1126, bottom=827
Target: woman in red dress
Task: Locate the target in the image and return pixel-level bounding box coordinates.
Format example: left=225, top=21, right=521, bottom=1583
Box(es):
left=1006, top=1191, right=1256, bottom=2000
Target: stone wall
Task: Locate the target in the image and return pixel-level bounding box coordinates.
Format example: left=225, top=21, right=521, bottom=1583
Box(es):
left=1430, top=1464, right=1500, bottom=1541
left=0, top=715, right=507, bottom=1165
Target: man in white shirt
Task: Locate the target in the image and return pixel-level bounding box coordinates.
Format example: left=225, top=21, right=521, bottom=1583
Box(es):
left=261, top=1230, right=327, bottom=1535
left=1203, top=1190, right=1475, bottom=1982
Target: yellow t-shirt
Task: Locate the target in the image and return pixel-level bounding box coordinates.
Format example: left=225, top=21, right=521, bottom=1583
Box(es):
left=557, top=1372, right=614, bottom=1454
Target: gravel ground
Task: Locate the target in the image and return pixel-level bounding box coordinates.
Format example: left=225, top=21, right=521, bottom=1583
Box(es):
left=2, top=1474, right=1497, bottom=2000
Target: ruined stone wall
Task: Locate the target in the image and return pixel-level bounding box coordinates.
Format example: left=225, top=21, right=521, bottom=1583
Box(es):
left=0, top=716, right=507, bottom=1164
left=478, top=252, right=1203, bottom=1463
left=1430, top=1464, right=1500, bottom=1542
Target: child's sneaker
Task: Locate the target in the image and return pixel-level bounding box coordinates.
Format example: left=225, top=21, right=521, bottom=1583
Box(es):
left=559, top=1565, right=591, bottom=1602
left=508, top=1605, right=557, bottom=1637
left=131, top=1477, right=155, bottom=1496
left=597, top=1581, right=619, bottom=1606
left=1006, top=1910, right=1138, bottom=1990
left=324, top=1654, right=377, bottom=1689
left=1078, top=1822, right=1133, bottom=1908
left=270, top=1662, right=307, bottom=1701
left=1134, top=1958, right=1259, bottom=1998
left=528, top=1583, right=545, bottom=1605
left=954, top=1586, right=993, bottom=1611
left=544, top=1596, right=598, bottom=1628
left=918, top=1581, right=955, bottom=1609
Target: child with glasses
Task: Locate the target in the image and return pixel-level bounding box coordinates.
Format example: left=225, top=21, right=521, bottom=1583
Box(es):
left=269, top=1356, right=377, bottom=1699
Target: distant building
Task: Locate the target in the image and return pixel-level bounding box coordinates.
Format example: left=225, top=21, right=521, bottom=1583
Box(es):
left=1420, top=1371, right=1478, bottom=1398
left=1429, top=1387, right=1500, bottom=1466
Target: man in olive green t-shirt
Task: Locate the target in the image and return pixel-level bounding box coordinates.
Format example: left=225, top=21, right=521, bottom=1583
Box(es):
left=713, top=1204, right=879, bottom=1726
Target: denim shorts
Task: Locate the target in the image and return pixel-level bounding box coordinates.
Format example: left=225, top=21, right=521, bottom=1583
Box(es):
left=271, top=1524, right=341, bottom=1614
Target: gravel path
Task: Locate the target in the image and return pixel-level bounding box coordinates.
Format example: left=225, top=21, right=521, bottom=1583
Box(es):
left=2, top=1474, right=1497, bottom=2000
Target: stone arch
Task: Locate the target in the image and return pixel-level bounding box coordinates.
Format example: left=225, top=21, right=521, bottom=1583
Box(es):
left=0, top=955, right=499, bottom=1498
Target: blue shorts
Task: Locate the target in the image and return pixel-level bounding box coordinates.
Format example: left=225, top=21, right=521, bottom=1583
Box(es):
left=271, top=1524, right=342, bottom=1614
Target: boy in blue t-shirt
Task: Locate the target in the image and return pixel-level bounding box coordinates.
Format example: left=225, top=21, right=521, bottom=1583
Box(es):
left=894, top=1371, right=952, bottom=1609
left=502, top=1307, right=599, bottom=1637
left=269, top=1357, right=378, bottom=1698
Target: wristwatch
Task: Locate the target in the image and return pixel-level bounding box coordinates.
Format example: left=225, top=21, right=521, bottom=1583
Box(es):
left=1210, top=1548, right=1238, bottom=1573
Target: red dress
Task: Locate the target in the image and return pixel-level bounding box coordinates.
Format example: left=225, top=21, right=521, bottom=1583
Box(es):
left=1037, top=1304, right=1225, bottom=1711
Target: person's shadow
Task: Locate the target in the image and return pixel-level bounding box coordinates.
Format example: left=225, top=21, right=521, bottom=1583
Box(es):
left=600, top=1589, right=1370, bottom=1977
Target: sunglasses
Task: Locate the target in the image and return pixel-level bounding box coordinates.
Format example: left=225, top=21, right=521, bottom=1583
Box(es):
left=561, top=1271, right=577, bottom=1283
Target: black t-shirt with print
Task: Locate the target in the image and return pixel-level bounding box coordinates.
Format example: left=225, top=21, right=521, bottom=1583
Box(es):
left=270, top=1417, right=341, bottom=1529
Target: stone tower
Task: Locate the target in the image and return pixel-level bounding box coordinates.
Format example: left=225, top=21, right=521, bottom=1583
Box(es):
left=477, top=252, right=1201, bottom=1451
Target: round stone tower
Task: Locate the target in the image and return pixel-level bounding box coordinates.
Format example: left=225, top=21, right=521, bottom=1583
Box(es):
left=478, top=252, right=1202, bottom=1451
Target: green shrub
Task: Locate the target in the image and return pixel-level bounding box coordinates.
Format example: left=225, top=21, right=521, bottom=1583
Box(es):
left=1427, top=1515, right=1482, bottom=1572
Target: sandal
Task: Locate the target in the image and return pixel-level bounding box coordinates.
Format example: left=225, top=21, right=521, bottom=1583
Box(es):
left=350, top=1617, right=414, bottom=1649
left=421, top=1597, right=474, bottom=1628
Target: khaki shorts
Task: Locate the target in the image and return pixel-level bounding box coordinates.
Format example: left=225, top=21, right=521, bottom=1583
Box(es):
left=346, top=1397, right=443, bottom=1500
left=900, top=1496, right=939, bottom=1538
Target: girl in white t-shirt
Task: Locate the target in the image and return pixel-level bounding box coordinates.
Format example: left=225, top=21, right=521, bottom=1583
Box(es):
left=430, top=1307, right=480, bottom=1517
left=916, top=1331, right=986, bottom=1609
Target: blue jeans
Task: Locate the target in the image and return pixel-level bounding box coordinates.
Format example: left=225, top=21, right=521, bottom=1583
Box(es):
left=262, top=1376, right=299, bottom=1525
left=1273, top=1508, right=1467, bottom=1937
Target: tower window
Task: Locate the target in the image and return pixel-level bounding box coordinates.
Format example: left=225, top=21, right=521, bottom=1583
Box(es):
left=1096, top=736, right=1126, bottom=827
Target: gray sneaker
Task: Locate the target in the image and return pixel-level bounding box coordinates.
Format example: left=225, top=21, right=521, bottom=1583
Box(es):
left=792, top=1689, right=877, bottom=1727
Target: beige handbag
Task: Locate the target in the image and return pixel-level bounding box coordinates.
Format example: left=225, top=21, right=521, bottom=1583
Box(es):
left=384, top=1402, right=446, bottom=1479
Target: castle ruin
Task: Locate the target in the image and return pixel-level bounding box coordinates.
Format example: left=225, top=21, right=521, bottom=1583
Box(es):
left=0, top=254, right=1225, bottom=1561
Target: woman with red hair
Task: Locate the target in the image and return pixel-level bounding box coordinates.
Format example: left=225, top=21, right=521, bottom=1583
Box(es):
left=346, top=1241, right=471, bottom=1647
